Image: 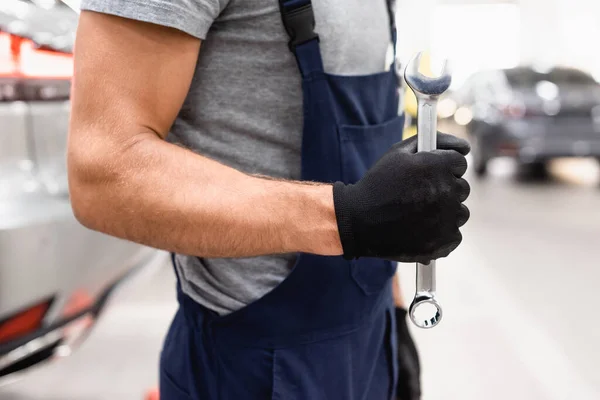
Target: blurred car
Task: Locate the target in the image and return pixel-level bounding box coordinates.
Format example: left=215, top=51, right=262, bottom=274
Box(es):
left=0, top=0, right=166, bottom=384
left=452, top=66, right=600, bottom=176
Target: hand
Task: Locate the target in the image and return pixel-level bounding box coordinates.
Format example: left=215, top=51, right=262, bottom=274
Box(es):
left=395, top=308, right=421, bottom=400
left=333, top=133, right=470, bottom=264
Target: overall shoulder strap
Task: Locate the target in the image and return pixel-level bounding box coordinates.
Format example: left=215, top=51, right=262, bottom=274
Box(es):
left=278, top=0, right=323, bottom=76
left=278, top=0, right=398, bottom=76
left=279, top=0, right=320, bottom=52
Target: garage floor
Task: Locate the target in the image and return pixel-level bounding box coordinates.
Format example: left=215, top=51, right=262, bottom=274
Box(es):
left=1, top=158, right=599, bottom=400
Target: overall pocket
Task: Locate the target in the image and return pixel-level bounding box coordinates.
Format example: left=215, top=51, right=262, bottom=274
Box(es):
left=338, top=114, right=405, bottom=184
left=271, top=309, right=392, bottom=400
left=338, top=115, right=405, bottom=294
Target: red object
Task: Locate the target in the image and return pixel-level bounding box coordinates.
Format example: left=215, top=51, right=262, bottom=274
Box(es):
left=145, top=387, right=160, bottom=400
left=62, top=290, right=94, bottom=318
left=0, top=300, right=51, bottom=343
left=0, top=32, right=73, bottom=79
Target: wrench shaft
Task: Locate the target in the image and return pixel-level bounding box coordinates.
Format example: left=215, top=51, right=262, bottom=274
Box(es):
left=416, top=261, right=436, bottom=293
left=417, top=99, right=438, bottom=152
left=416, top=97, right=439, bottom=295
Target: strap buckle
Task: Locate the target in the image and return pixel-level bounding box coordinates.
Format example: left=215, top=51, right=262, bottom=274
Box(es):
left=281, top=4, right=319, bottom=51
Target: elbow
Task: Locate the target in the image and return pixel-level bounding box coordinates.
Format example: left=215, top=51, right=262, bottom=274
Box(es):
left=67, top=127, right=155, bottom=232
left=67, top=142, right=116, bottom=231
left=68, top=182, right=100, bottom=231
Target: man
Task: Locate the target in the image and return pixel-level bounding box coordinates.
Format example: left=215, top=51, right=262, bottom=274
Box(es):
left=68, top=0, right=470, bottom=399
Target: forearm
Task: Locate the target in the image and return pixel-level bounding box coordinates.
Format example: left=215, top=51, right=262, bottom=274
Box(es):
left=68, top=133, right=342, bottom=258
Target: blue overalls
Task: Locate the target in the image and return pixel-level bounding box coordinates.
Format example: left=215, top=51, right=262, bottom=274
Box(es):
left=160, top=1, right=406, bottom=398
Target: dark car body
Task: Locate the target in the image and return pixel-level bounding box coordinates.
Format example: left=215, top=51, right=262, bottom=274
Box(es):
left=453, top=66, right=600, bottom=175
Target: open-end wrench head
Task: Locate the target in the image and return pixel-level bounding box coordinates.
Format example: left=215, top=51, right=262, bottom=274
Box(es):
left=404, top=52, right=452, bottom=97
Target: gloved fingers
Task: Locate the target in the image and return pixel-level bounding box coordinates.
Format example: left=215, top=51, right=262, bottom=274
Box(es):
left=414, top=256, right=434, bottom=265
left=394, top=132, right=470, bottom=156
left=451, top=230, right=463, bottom=251
left=431, top=149, right=468, bottom=177
left=435, top=231, right=463, bottom=260
left=394, top=134, right=418, bottom=154
left=456, top=177, right=471, bottom=202
left=457, top=204, right=470, bottom=227
left=436, top=133, right=471, bottom=155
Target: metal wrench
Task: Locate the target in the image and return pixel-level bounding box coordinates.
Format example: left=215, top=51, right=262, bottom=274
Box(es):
left=404, top=52, right=452, bottom=329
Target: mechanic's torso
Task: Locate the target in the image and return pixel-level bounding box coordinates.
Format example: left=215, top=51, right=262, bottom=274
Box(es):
left=170, top=0, right=393, bottom=315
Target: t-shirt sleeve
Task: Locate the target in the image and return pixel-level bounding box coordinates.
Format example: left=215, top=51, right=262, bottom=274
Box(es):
left=80, top=0, right=229, bottom=39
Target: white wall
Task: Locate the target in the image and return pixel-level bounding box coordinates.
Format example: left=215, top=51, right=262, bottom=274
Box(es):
left=547, top=0, right=600, bottom=78
left=395, top=0, right=600, bottom=85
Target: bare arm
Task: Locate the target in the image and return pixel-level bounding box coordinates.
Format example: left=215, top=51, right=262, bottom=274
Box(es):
left=68, top=12, right=342, bottom=258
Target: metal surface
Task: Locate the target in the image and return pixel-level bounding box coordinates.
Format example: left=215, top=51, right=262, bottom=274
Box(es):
left=0, top=0, right=162, bottom=378
left=0, top=329, right=63, bottom=374
left=0, top=250, right=169, bottom=385
left=0, top=147, right=159, bottom=320
left=404, top=52, right=452, bottom=329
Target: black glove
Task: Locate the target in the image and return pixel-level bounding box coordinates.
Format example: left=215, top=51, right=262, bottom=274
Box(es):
left=395, top=307, right=421, bottom=400
left=333, top=133, right=470, bottom=264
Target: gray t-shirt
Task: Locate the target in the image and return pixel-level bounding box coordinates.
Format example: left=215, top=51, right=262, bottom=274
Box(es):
left=81, top=0, right=394, bottom=315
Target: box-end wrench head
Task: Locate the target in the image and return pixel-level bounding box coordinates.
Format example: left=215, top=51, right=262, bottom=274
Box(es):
left=409, top=283, right=443, bottom=329
left=404, top=52, right=452, bottom=329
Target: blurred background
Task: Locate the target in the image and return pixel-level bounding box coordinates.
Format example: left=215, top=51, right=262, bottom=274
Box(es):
left=0, top=0, right=599, bottom=399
